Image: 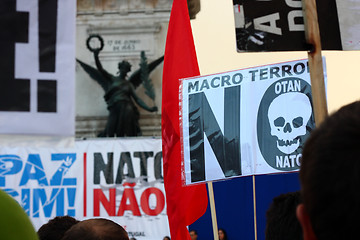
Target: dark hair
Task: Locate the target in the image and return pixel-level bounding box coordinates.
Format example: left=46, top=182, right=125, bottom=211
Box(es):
left=300, top=101, right=360, bottom=240
left=189, top=229, right=197, bottom=235
left=37, top=216, right=79, bottom=240
left=163, top=236, right=171, bottom=240
left=265, top=191, right=302, bottom=240
left=61, top=218, right=128, bottom=240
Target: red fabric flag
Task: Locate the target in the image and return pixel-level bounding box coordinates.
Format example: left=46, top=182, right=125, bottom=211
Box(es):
left=161, top=0, right=208, bottom=239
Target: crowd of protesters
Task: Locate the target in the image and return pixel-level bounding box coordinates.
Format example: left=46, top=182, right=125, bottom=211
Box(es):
left=2, top=101, right=360, bottom=239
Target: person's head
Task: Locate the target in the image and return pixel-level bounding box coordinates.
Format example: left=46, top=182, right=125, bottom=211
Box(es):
left=118, top=60, right=131, bottom=76
left=189, top=229, right=198, bottom=240
left=265, top=191, right=302, bottom=240
left=218, top=228, right=227, bottom=240
left=163, top=236, right=170, bottom=240
left=38, top=216, right=79, bottom=240
left=297, top=101, right=360, bottom=240
left=61, top=218, right=129, bottom=240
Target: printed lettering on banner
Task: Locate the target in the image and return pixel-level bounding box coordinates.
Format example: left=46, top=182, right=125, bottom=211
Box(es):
left=0, top=139, right=169, bottom=240
left=181, top=59, right=321, bottom=184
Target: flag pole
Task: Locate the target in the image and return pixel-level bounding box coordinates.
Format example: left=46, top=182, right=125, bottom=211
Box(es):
left=207, top=181, right=219, bottom=240
left=302, top=0, right=328, bottom=126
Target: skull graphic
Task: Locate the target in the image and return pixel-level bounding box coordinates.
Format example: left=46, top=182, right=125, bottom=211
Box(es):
left=268, top=92, right=312, bottom=154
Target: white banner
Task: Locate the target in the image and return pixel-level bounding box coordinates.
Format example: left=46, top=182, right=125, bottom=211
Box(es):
left=181, top=59, right=324, bottom=185
left=0, top=0, right=75, bottom=136
left=0, top=138, right=169, bottom=240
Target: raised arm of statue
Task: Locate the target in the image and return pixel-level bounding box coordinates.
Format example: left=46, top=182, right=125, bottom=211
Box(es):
left=86, top=34, right=113, bottom=83
left=93, top=50, right=113, bottom=82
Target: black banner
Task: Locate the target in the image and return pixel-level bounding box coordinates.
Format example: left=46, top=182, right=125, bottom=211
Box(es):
left=233, top=0, right=342, bottom=51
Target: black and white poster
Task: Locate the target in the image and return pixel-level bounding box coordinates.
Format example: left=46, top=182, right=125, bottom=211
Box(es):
left=181, top=59, right=323, bottom=184
left=0, top=0, right=75, bottom=136
left=232, top=0, right=360, bottom=51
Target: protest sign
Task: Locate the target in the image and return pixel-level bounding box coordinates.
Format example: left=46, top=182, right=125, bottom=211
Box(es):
left=232, top=0, right=360, bottom=51
left=181, top=59, right=325, bottom=184
left=0, top=0, right=75, bottom=136
left=0, top=138, right=169, bottom=240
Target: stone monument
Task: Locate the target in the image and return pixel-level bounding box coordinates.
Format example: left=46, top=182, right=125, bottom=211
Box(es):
left=76, top=0, right=201, bottom=138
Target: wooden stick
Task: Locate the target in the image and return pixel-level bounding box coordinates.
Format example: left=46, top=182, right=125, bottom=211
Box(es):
left=302, top=0, right=328, bottom=126
left=252, top=175, right=258, bottom=240
left=207, top=181, right=219, bottom=240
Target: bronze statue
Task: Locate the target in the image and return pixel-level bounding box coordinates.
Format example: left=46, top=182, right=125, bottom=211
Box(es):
left=77, top=35, right=163, bottom=137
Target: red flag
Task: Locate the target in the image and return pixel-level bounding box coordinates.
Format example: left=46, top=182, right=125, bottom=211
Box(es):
left=161, top=0, right=208, bottom=239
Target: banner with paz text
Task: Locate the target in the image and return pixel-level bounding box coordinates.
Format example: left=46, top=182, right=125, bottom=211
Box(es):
left=0, top=138, right=169, bottom=240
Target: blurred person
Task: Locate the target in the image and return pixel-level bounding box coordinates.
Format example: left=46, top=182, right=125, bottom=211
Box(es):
left=0, top=189, right=38, bottom=240
left=38, top=216, right=79, bottom=240
left=163, top=236, right=170, bottom=240
left=189, top=229, right=198, bottom=240
left=218, top=228, right=228, bottom=240
left=61, top=218, right=129, bottom=240
left=296, top=101, right=360, bottom=240
left=265, top=191, right=302, bottom=240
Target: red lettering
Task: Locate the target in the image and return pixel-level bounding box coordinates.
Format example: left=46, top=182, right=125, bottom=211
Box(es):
left=93, top=186, right=165, bottom=217
left=117, top=188, right=141, bottom=216
left=93, top=188, right=115, bottom=216
left=140, top=187, right=165, bottom=216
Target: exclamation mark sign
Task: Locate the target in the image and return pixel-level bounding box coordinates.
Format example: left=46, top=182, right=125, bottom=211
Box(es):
left=67, top=188, right=76, bottom=216
left=37, top=0, right=58, bottom=112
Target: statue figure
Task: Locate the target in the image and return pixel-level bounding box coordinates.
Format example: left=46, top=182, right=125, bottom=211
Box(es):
left=77, top=35, right=163, bottom=137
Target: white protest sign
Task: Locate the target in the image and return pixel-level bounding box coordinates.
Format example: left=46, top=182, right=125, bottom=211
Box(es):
left=181, top=59, right=325, bottom=185
left=0, top=0, right=75, bottom=136
left=0, top=138, right=169, bottom=240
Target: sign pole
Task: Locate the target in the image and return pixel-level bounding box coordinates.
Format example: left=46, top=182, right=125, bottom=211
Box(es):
left=302, top=0, right=328, bottom=126
left=207, top=181, right=219, bottom=240
left=252, top=175, right=258, bottom=240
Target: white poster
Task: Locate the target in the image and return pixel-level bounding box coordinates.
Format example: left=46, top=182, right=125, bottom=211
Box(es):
left=181, top=59, right=325, bottom=185
left=0, top=138, right=169, bottom=240
left=0, top=0, right=75, bottom=136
